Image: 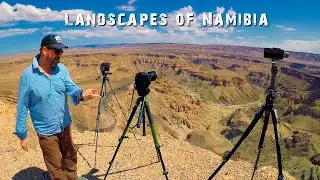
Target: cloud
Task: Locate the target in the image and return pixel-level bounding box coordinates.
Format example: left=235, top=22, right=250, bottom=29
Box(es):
left=115, top=5, right=136, bottom=11
left=128, top=0, right=136, bottom=5
left=0, top=2, right=92, bottom=25
left=42, top=26, right=53, bottom=31
left=227, top=7, right=236, bottom=16
left=226, top=39, right=320, bottom=54
left=0, top=22, right=17, bottom=27
left=116, top=0, right=137, bottom=11
left=57, top=26, right=160, bottom=41
left=254, top=36, right=267, bottom=38
left=56, top=5, right=236, bottom=44
left=165, top=6, right=199, bottom=32
left=0, top=26, right=54, bottom=38
left=42, top=26, right=54, bottom=34
left=55, top=24, right=236, bottom=46
left=55, top=5, right=237, bottom=46
left=274, top=25, right=296, bottom=31
left=216, top=7, right=225, bottom=14
left=278, top=40, right=320, bottom=53
left=0, top=28, right=38, bottom=38
left=0, top=3, right=236, bottom=44
left=236, top=36, right=246, bottom=40
left=164, top=6, right=235, bottom=35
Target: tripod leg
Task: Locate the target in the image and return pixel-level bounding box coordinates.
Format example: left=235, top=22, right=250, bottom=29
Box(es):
left=104, top=98, right=141, bottom=180
left=143, top=107, right=146, bottom=136
left=93, top=99, right=101, bottom=171
left=144, top=99, right=169, bottom=180
left=208, top=106, right=265, bottom=180
left=271, top=108, right=284, bottom=180
left=93, top=78, right=107, bottom=171
left=137, top=99, right=145, bottom=128
left=251, top=110, right=271, bottom=180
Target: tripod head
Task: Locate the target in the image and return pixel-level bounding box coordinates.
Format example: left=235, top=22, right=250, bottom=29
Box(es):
left=96, top=62, right=112, bottom=80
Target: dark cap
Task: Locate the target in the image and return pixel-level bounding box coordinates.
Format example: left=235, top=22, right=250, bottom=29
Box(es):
left=41, top=34, right=68, bottom=49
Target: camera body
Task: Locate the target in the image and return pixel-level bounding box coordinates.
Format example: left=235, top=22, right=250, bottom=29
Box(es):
left=135, top=71, right=157, bottom=96
left=264, top=48, right=289, bottom=59
left=100, top=62, right=110, bottom=75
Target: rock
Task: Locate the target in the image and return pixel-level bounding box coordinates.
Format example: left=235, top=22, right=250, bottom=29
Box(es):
left=186, top=130, right=233, bottom=155
left=220, top=128, right=243, bottom=140
left=310, top=154, right=320, bottom=166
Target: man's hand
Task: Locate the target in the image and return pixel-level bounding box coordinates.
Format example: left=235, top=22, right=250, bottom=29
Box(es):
left=20, top=138, right=29, bottom=151
left=81, top=89, right=101, bottom=101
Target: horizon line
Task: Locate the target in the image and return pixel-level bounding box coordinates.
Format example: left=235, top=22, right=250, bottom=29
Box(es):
left=1, top=42, right=319, bottom=56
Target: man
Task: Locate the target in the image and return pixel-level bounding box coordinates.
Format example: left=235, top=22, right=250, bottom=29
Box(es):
left=15, top=34, right=100, bottom=180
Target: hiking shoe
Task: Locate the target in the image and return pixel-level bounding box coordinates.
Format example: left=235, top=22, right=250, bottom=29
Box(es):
left=41, top=172, right=51, bottom=180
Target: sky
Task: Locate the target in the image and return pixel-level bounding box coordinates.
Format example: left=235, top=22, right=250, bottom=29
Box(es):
left=0, top=0, right=319, bottom=54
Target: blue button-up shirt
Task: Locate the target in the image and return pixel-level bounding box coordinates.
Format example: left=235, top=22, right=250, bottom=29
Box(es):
left=15, top=54, right=83, bottom=140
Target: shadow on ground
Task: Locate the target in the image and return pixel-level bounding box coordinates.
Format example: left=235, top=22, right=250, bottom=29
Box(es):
left=80, top=161, right=159, bottom=180
left=12, top=166, right=47, bottom=180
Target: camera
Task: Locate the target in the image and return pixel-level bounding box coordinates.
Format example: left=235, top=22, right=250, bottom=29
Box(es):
left=264, top=48, right=289, bottom=59
left=134, top=71, right=157, bottom=96
left=100, top=62, right=110, bottom=75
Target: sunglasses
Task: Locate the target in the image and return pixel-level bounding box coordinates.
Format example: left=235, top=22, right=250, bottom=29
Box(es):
left=45, top=47, right=64, bottom=55
left=52, top=48, right=63, bottom=55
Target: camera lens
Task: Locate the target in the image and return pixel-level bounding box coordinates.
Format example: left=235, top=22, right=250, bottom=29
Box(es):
left=147, top=71, right=157, bottom=81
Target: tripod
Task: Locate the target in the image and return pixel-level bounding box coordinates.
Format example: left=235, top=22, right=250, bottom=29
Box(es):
left=91, top=71, right=112, bottom=173
left=104, top=93, right=169, bottom=180
left=208, top=61, right=284, bottom=180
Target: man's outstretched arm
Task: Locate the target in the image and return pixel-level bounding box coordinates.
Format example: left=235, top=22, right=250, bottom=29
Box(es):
left=63, top=66, right=100, bottom=104
left=15, top=74, right=30, bottom=151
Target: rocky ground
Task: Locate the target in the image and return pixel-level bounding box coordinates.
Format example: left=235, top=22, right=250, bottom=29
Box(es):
left=0, top=96, right=296, bottom=180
